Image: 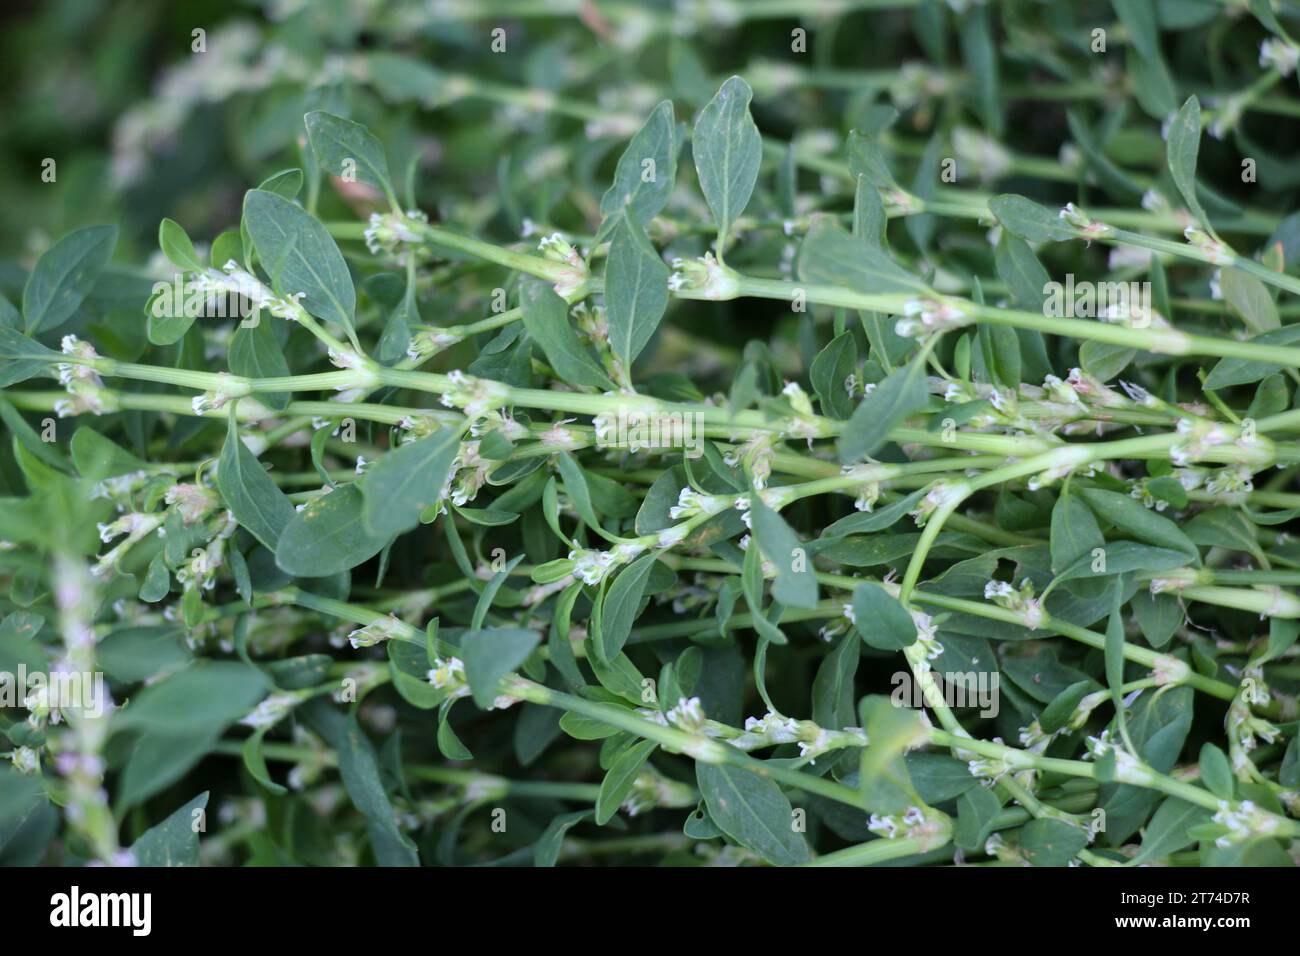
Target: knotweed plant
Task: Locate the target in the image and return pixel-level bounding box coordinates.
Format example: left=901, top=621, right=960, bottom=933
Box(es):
left=1, top=1, right=1299, bottom=868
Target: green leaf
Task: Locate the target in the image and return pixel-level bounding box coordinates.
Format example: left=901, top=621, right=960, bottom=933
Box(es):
left=555, top=450, right=610, bottom=538
left=0, top=327, right=58, bottom=388
left=217, top=412, right=296, bottom=552
left=1199, top=743, right=1234, bottom=800
left=470, top=553, right=523, bottom=631
left=601, top=554, right=659, bottom=659
left=69, top=428, right=146, bottom=481
left=988, top=195, right=1076, bottom=243
left=994, top=231, right=1049, bottom=312
left=139, top=553, right=171, bottom=603
left=1050, top=489, right=1104, bottom=574
left=955, top=784, right=1001, bottom=851
left=335, top=714, right=419, bottom=865
left=242, top=189, right=357, bottom=341
left=1076, top=487, right=1199, bottom=563
left=604, top=211, right=669, bottom=367
left=1203, top=325, right=1300, bottom=388
left=748, top=491, right=818, bottom=609
left=1220, top=267, right=1279, bottom=333
left=596, top=739, right=657, bottom=824
left=1079, top=340, right=1135, bottom=382
left=158, top=218, right=204, bottom=273
left=130, top=792, right=208, bottom=866
left=305, top=110, right=398, bottom=206
left=850, top=582, right=916, bottom=651
left=811, top=633, right=860, bottom=732
left=229, top=313, right=291, bottom=411
left=810, top=331, right=857, bottom=420
left=0, top=293, right=19, bottom=330
left=242, top=727, right=288, bottom=795
left=1058, top=542, right=1190, bottom=587
left=823, top=488, right=927, bottom=537
left=258, top=167, right=304, bottom=200
left=959, top=6, right=1002, bottom=136
left=798, top=216, right=931, bottom=296
left=1132, top=589, right=1182, bottom=649
left=533, top=809, right=592, bottom=866
left=1020, top=818, right=1088, bottom=866
left=837, top=353, right=929, bottom=464
left=857, top=695, right=927, bottom=813
left=518, top=277, right=614, bottom=390
left=847, top=130, right=899, bottom=190
left=599, top=100, right=677, bottom=230
left=696, top=762, right=811, bottom=865
left=1103, top=591, right=1130, bottom=748
left=1129, top=797, right=1210, bottom=865
left=275, top=483, right=390, bottom=577
left=145, top=283, right=196, bottom=347
left=22, top=224, right=118, bottom=335
left=113, top=661, right=268, bottom=738
left=461, top=627, right=541, bottom=708
left=359, top=426, right=461, bottom=538
left=1166, top=96, right=1212, bottom=231
left=693, top=76, right=762, bottom=246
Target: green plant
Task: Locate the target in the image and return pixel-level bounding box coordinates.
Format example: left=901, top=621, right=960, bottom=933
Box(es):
left=1, top=0, right=1299, bottom=868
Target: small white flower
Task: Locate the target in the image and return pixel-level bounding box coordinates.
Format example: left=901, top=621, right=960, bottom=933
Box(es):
left=666, top=696, right=706, bottom=733
left=1260, top=38, right=1300, bottom=76
left=240, top=693, right=299, bottom=729
left=656, top=524, right=689, bottom=549
left=9, top=747, right=39, bottom=774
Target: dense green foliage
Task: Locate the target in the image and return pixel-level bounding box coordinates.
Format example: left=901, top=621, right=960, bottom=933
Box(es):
left=2, top=0, right=1300, bottom=867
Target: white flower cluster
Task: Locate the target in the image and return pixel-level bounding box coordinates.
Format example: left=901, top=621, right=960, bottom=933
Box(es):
left=427, top=656, right=468, bottom=695
left=670, top=494, right=733, bottom=522
left=1182, top=226, right=1235, bottom=266
left=190, top=372, right=247, bottom=415
left=55, top=335, right=113, bottom=417
left=568, top=542, right=646, bottom=586
left=199, top=260, right=306, bottom=322
left=967, top=750, right=1016, bottom=786
left=239, top=692, right=300, bottom=730
left=97, top=512, right=154, bottom=545
left=1083, top=728, right=1142, bottom=777
left=538, top=233, right=589, bottom=298
left=1204, top=465, right=1255, bottom=502
left=619, top=767, right=695, bottom=817
left=896, top=298, right=968, bottom=339
left=1260, top=38, right=1300, bottom=76
left=1170, top=418, right=1235, bottom=466
left=164, top=482, right=220, bottom=524
left=952, top=126, right=1012, bottom=182
left=173, top=517, right=235, bottom=593
left=984, top=578, right=1045, bottom=630
left=719, top=435, right=774, bottom=491
left=665, top=696, right=707, bottom=733
left=667, top=252, right=739, bottom=300
left=93, top=512, right=165, bottom=580
left=1211, top=800, right=1282, bottom=848
left=405, top=327, right=466, bottom=362
left=1129, top=477, right=1171, bottom=512
left=1058, top=202, right=1113, bottom=239
left=346, top=614, right=408, bottom=649
left=439, top=370, right=509, bottom=421
left=538, top=418, right=583, bottom=450
left=364, top=209, right=428, bottom=258
left=8, top=746, right=40, bottom=775
left=909, top=481, right=966, bottom=527
left=655, top=524, right=690, bottom=550
left=730, top=711, right=857, bottom=760
left=867, top=806, right=928, bottom=839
